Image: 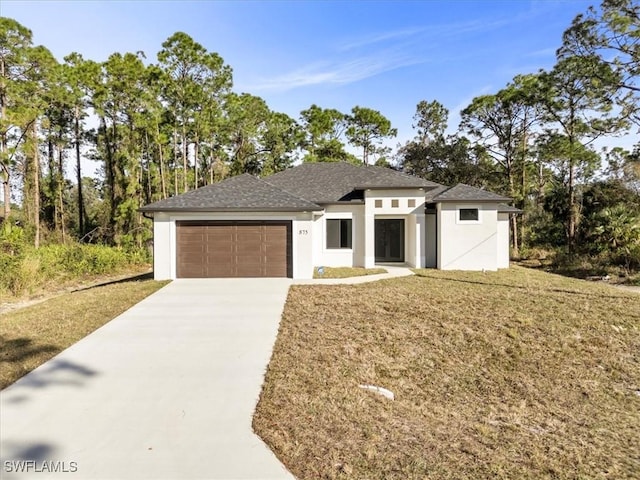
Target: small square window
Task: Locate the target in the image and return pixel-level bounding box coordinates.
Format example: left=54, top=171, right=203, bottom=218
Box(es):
left=391, top=199, right=399, bottom=208
left=375, top=199, right=382, bottom=208
left=459, top=208, right=479, bottom=222
left=327, top=219, right=352, bottom=249
left=408, top=199, right=416, bottom=208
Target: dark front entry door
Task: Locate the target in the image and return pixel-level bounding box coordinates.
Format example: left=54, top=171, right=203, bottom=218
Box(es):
left=375, top=219, right=405, bottom=262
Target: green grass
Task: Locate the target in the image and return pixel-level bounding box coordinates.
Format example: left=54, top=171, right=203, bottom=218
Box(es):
left=313, top=266, right=387, bottom=279
left=0, top=276, right=168, bottom=389
left=254, top=266, right=640, bottom=479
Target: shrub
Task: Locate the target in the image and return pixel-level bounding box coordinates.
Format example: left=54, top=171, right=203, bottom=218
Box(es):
left=0, top=239, right=150, bottom=299
left=0, top=223, right=26, bottom=255
left=592, top=205, right=640, bottom=272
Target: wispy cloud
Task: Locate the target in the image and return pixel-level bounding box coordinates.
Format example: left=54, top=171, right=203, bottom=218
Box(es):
left=527, top=47, right=557, bottom=58
left=245, top=53, right=425, bottom=92
left=448, top=85, right=495, bottom=132
left=430, top=18, right=510, bottom=39
left=338, top=27, right=426, bottom=51
left=242, top=8, right=543, bottom=94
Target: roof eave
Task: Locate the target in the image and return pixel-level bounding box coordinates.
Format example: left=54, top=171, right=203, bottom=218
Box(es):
left=138, top=206, right=323, bottom=213
left=498, top=206, right=523, bottom=214
left=317, top=200, right=366, bottom=206
left=355, top=185, right=431, bottom=190
left=433, top=197, right=512, bottom=203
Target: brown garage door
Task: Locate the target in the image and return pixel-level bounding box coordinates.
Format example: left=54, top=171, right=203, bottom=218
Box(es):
left=176, top=221, right=292, bottom=278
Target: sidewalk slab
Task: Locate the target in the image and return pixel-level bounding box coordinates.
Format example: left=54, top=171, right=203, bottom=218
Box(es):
left=294, top=264, right=414, bottom=285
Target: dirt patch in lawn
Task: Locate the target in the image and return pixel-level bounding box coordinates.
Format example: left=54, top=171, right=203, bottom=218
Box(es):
left=254, top=266, right=640, bottom=479
left=0, top=278, right=168, bottom=389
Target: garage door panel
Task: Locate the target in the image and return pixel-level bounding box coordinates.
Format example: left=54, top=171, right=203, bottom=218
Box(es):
left=179, top=225, right=205, bottom=234
left=236, top=254, right=263, bottom=265
left=179, top=238, right=206, bottom=245
left=179, top=245, right=206, bottom=255
left=207, top=264, right=236, bottom=277
left=265, top=239, right=286, bottom=247
left=205, top=255, right=234, bottom=265
left=237, top=225, right=262, bottom=233
left=176, top=221, right=291, bottom=278
left=178, top=263, right=206, bottom=278
left=206, top=234, right=233, bottom=244
left=236, top=265, right=263, bottom=277
left=264, top=264, right=287, bottom=277
left=208, top=243, right=234, bottom=254
left=265, top=226, right=286, bottom=238
left=236, top=244, right=262, bottom=255
left=264, top=243, right=285, bottom=254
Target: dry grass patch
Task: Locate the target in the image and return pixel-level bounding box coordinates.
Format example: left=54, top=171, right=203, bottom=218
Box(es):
left=0, top=264, right=152, bottom=304
left=314, top=267, right=387, bottom=279
left=254, top=266, right=640, bottom=479
left=0, top=277, right=168, bottom=389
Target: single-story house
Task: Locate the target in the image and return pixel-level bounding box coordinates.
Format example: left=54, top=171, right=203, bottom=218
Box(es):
left=140, top=162, right=517, bottom=279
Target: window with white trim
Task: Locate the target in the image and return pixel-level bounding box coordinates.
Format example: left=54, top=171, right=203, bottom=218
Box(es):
left=458, top=208, right=480, bottom=222
left=326, top=219, right=352, bottom=249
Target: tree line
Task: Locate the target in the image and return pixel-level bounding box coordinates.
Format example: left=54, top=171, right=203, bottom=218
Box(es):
left=399, top=0, right=639, bottom=269
left=1, top=0, right=638, bottom=270
left=0, top=20, right=397, bottom=248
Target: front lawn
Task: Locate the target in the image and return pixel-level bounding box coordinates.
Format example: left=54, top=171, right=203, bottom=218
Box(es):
left=0, top=277, right=168, bottom=389
left=254, top=266, right=640, bottom=479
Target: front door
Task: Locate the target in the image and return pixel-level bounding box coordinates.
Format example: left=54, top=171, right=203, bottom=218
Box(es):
left=375, top=219, right=405, bottom=262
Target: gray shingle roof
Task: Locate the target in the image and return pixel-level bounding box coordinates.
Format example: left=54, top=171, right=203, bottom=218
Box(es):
left=497, top=203, right=522, bottom=213
left=266, top=162, right=441, bottom=204
left=428, top=184, right=511, bottom=202
left=139, top=164, right=512, bottom=213
left=140, top=174, right=322, bottom=212
left=424, top=185, right=450, bottom=203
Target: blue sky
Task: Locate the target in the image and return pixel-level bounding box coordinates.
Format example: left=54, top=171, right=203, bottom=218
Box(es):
left=2, top=0, right=614, bottom=154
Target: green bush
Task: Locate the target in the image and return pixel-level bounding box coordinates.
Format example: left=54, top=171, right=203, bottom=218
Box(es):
left=0, top=227, right=150, bottom=298
left=0, top=223, right=26, bottom=255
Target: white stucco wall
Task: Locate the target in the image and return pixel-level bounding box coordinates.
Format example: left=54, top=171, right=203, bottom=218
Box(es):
left=314, top=204, right=365, bottom=268
left=497, top=213, right=510, bottom=268
left=425, top=213, right=437, bottom=268
left=152, top=212, right=172, bottom=279
left=314, top=189, right=426, bottom=269
left=151, top=211, right=314, bottom=280
left=364, top=189, right=426, bottom=268
left=407, top=214, right=416, bottom=267
left=437, top=203, right=500, bottom=271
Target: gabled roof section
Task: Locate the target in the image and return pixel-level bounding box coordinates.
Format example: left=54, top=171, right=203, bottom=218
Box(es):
left=266, top=162, right=441, bottom=204
left=424, top=185, right=450, bottom=203
left=140, top=174, right=322, bottom=212
left=428, top=183, right=511, bottom=203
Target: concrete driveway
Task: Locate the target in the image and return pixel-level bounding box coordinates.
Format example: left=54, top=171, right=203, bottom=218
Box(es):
left=0, top=279, right=296, bottom=480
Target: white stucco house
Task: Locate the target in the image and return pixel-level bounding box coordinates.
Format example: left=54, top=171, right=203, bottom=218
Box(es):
left=140, top=162, right=519, bottom=279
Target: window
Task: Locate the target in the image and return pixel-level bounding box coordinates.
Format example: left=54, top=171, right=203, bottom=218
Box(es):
left=459, top=208, right=480, bottom=222
left=391, top=199, right=399, bottom=208
left=327, top=219, right=352, bottom=249
left=375, top=199, right=382, bottom=208
left=408, top=199, right=416, bottom=208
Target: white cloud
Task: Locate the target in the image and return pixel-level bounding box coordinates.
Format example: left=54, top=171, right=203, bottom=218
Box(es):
left=338, top=27, right=427, bottom=51
left=448, top=85, right=495, bottom=133
left=244, top=53, right=425, bottom=92
left=243, top=16, right=515, bottom=94
left=527, top=47, right=557, bottom=58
